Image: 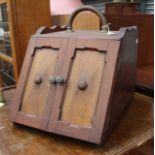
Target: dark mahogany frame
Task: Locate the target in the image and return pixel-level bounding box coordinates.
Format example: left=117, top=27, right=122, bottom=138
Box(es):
left=11, top=26, right=137, bottom=144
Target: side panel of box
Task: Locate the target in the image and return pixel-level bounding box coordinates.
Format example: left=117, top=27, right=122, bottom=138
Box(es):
left=102, top=28, right=138, bottom=143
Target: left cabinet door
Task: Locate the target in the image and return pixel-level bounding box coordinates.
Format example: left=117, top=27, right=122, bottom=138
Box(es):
left=11, top=37, right=67, bottom=130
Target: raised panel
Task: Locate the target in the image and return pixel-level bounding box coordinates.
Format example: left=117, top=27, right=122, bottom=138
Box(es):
left=21, top=48, right=58, bottom=116
left=60, top=49, right=106, bottom=127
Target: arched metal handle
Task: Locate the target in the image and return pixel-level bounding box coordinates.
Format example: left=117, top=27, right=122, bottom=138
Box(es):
left=67, top=6, right=107, bottom=32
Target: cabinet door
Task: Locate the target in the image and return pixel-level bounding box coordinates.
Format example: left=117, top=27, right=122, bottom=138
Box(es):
left=47, top=39, right=120, bottom=144
left=11, top=38, right=67, bottom=129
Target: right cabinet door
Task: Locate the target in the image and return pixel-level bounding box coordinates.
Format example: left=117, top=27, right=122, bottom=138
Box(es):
left=48, top=39, right=120, bottom=144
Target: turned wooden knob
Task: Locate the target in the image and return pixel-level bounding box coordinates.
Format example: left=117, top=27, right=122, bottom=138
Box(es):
left=34, top=76, right=42, bottom=85
left=78, top=80, right=88, bottom=90
left=49, top=77, right=56, bottom=84
left=55, top=76, right=65, bottom=85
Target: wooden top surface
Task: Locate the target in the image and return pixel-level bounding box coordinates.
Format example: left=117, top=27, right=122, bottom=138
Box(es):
left=33, top=27, right=137, bottom=41
left=0, top=89, right=153, bottom=155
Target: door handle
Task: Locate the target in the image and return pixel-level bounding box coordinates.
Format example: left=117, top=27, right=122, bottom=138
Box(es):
left=55, top=76, right=65, bottom=85
left=78, top=80, right=88, bottom=90
left=49, top=77, right=56, bottom=84
left=34, top=76, right=43, bottom=85
left=49, top=76, right=65, bottom=85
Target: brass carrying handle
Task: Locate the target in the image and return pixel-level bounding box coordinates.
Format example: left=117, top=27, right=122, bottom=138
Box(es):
left=67, top=6, right=107, bottom=32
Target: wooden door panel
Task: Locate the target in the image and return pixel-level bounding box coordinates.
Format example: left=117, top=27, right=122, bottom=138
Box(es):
left=11, top=37, right=68, bottom=129
left=21, top=48, right=58, bottom=116
left=60, top=50, right=106, bottom=127
left=46, top=38, right=121, bottom=143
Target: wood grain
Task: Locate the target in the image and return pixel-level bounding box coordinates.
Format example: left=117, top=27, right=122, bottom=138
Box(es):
left=61, top=50, right=106, bottom=126
left=7, top=0, right=51, bottom=81
left=72, top=11, right=100, bottom=31
left=0, top=0, right=6, bottom=4
left=0, top=89, right=153, bottom=155
left=105, top=13, right=154, bottom=67
left=21, top=49, right=58, bottom=116
left=52, top=12, right=100, bottom=31
left=105, top=2, right=140, bottom=14
left=0, top=53, right=13, bottom=64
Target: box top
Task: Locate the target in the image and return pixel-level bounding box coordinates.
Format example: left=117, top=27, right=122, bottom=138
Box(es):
left=32, top=26, right=137, bottom=41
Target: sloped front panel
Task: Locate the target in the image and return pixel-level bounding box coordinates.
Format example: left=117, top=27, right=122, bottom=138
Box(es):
left=60, top=50, right=106, bottom=127
left=21, top=48, right=58, bottom=116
